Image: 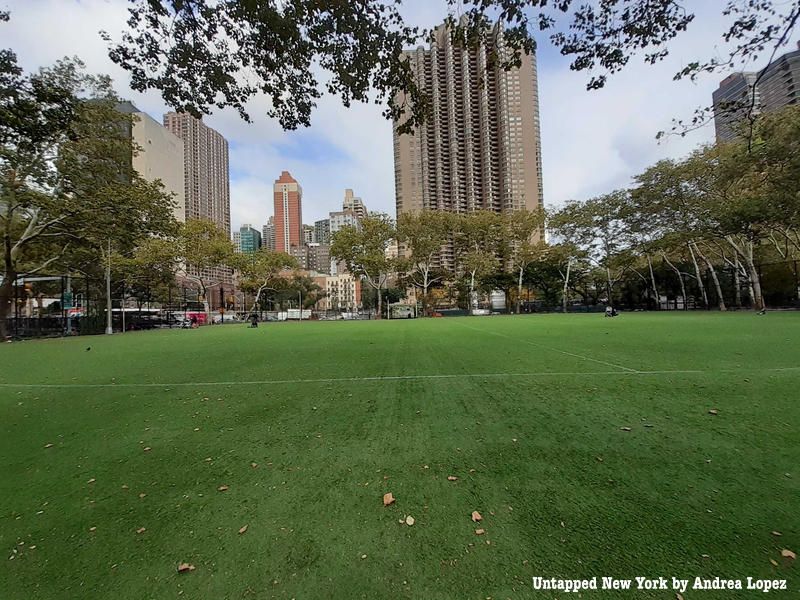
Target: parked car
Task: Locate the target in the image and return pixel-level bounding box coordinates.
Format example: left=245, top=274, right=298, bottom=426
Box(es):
left=212, top=313, right=240, bottom=324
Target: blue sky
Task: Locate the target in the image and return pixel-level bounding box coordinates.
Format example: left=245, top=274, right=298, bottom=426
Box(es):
left=4, top=0, right=798, bottom=230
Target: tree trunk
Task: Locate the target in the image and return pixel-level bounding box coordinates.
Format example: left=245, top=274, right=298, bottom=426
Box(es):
left=647, top=254, right=659, bottom=310
left=688, top=243, right=709, bottom=309
left=422, top=269, right=429, bottom=317
left=605, top=267, right=614, bottom=310
left=733, top=257, right=742, bottom=308
left=562, top=258, right=571, bottom=313
left=727, top=238, right=764, bottom=311
left=745, top=256, right=764, bottom=311
left=517, top=266, right=523, bottom=314
left=375, top=282, right=382, bottom=320
left=469, top=271, right=476, bottom=315
left=662, top=252, right=687, bottom=310
left=695, top=245, right=726, bottom=311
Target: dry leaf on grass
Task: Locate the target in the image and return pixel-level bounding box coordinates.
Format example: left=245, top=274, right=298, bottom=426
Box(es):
left=383, top=492, right=395, bottom=506
left=475, top=528, right=485, bottom=535
left=781, top=549, right=796, bottom=560
left=620, top=427, right=631, bottom=432
left=447, top=476, right=458, bottom=481
left=238, top=525, right=248, bottom=534
left=405, top=515, right=415, bottom=526
left=708, top=409, right=719, bottom=415
left=44, top=443, right=54, bottom=449
left=676, top=594, right=685, bottom=600
left=218, top=485, right=229, bottom=492
left=87, top=478, right=96, bottom=484
left=177, top=563, right=195, bottom=573
left=251, top=462, right=258, bottom=468
left=89, top=526, right=96, bottom=532
left=770, top=559, right=779, bottom=567
left=143, top=447, right=151, bottom=452
left=772, top=531, right=782, bottom=536
left=471, top=511, right=482, bottom=522
left=136, top=527, right=146, bottom=534
left=138, top=493, right=146, bottom=499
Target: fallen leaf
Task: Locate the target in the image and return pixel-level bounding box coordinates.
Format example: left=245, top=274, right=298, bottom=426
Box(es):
left=781, top=549, right=796, bottom=560
left=708, top=409, right=718, bottom=415
left=360, top=554, right=367, bottom=559
left=44, top=443, right=54, bottom=449
left=447, top=476, right=458, bottom=481
left=772, top=531, right=782, bottom=536
left=238, top=525, right=248, bottom=534
left=177, top=563, right=195, bottom=573
left=512, top=438, right=518, bottom=442
left=143, top=447, right=152, bottom=452
left=121, top=484, right=129, bottom=490
left=218, top=485, right=229, bottom=492
left=770, top=559, right=779, bottom=567
left=138, top=493, right=146, bottom=499
left=475, top=528, right=485, bottom=535
left=251, top=462, right=258, bottom=468
left=87, top=478, right=96, bottom=484
left=89, top=526, right=96, bottom=532
left=136, top=527, right=146, bottom=534
left=620, top=427, right=631, bottom=432
left=405, top=515, right=415, bottom=526
left=596, top=456, right=604, bottom=462
left=471, top=511, right=482, bottom=522
left=676, top=594, right=685, bottom=600
left=383, top=492, right=395, bottom=506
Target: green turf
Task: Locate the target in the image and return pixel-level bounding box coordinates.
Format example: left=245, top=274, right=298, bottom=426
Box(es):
left=0, top=313, right=798, bottom=599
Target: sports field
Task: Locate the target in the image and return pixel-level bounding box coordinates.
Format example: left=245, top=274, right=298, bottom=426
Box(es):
left=1, top=313, right=798, bottom=599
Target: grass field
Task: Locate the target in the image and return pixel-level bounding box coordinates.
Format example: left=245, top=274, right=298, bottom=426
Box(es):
left=1, top=313, right=798, bottom=599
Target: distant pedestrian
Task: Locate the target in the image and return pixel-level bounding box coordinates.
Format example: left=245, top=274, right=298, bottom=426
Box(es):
left=249, top=314, right=259, bottom=328
left=190, top=315, right=198, bottom=328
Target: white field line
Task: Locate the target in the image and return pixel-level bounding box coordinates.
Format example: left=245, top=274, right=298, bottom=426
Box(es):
left=451, top=320, right=640, bottom=373
left=1, top=367, right=799, bottom=389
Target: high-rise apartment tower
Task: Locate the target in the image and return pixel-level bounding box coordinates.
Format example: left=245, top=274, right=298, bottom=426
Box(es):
left=163, top=112, right=230, bottom=233
left=393, top=20, right=544, bottom=227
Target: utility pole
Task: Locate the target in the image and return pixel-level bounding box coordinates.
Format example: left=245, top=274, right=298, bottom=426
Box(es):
left=105, top=239, right=113, bottom=335
left=65, top=275, right=72, bottom=335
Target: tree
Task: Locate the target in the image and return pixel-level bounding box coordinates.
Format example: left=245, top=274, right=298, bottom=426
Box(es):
left=0, top=51, right=177, bottom=339
left=231, top=248, right=297, bottom=315
left=175, top=219, right=234, bottom=317
left=106, top=2, right=800, bottom=135
left=330, top=212, right=396, bottom=319
left=550, top=193, right=631, bottom=310
left=501, top=209, right=545, bottom=314
left=454, top=211, right=503, bottom=314
left=396, top=210, right=453, bottom=316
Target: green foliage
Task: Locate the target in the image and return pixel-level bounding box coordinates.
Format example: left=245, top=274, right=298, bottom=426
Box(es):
left=0, top=50, right=177, bottom=337
left=331, top=212, right=396, bottom=292
left=105, top=2, right=799, bottom=135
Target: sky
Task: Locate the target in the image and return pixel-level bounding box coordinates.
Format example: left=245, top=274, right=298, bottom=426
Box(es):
left=3, top=0, right=797, bottom=231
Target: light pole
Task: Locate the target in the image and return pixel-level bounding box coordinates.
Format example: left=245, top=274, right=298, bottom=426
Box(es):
left=298, top=289, right=302, bottom=321
left=105, top=238, right=113, bottom=335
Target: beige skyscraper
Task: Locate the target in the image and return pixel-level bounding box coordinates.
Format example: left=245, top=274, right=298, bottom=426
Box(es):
left=163, top=112, right=231, bottom=233
left=118, top=102, right=186, bottom=223
left=393, top=20, right=544, bottom=224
